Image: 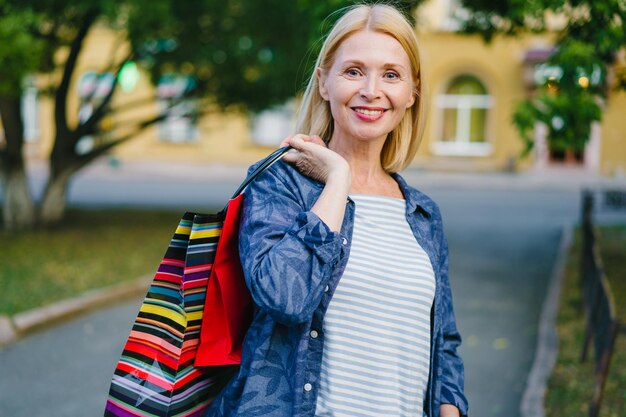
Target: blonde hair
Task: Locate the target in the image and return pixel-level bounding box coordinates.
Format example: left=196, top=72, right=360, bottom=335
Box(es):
left=296, top=3, right=427, bottom=173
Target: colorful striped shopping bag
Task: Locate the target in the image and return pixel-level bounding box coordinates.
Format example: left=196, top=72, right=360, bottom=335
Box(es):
left=105, top=146, right=290, bottom=417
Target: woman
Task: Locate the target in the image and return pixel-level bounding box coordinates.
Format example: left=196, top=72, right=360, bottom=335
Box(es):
left=207, top=4, right=468, bottom=417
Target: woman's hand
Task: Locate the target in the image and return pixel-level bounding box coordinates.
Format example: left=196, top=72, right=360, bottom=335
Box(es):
left=279, top=134, right=326, bottom=148
left=280, top=134, right=351, bottom=232
left=280, top=134, right=350, bottom=186
left=440, top=404, right=461, bottom=417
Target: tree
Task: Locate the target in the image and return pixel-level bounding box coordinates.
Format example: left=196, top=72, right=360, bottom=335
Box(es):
left=0, top=0, right=424, bottom=230
left=0, top=0, right=155, bottom=230
left=457, top=0, right=626, bottom=159
left=0, top=6, right=43, bottom=230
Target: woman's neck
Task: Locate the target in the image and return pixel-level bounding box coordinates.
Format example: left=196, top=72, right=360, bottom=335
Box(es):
left=328, top=136, right=401, bottom=197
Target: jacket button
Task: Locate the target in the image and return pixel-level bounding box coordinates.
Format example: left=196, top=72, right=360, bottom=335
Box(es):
left=324, top=285, right=330, bottom=293
left=342, top=237, right=348, bottom=245
left=304, top=383, right=313, bottom=392
left=310, top=330, right=319, bottom=339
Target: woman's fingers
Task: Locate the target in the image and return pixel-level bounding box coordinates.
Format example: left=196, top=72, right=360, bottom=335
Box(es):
left=287, top=134, right=312, bottom=148
left=281, top=136, right=322, bottom=180
left=282, top=135, right=313, bottom=163
left=278, top=136, right=292, bottom=148
left=280, top=135, right=349, bottom=184
left=308, top=135, right=325, bottom=147
left=281, top=134, right=325, bottom=149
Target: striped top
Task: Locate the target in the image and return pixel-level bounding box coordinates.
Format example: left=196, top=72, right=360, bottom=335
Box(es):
left=315, top=194, right=436, bottom=417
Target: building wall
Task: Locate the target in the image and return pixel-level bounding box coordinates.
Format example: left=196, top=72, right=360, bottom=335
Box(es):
left=115, top=110, right=266, bottom=165
left=600, top=91, right=626, bottom=176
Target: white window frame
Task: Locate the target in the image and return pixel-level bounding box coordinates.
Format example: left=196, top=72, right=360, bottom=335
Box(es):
left=249, top=100, right=295, bottom=147
left=21, top=77, right=40, bottom=142
left=157, top=76, right=198, bottom=143
left=433, top=92, right=494, bottom=157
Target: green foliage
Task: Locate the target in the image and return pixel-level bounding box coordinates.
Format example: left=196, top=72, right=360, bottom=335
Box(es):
left=458, top=0, right=551, bottom=41
left=459, top=0, right=626, bottom=62
left=132, top=0, right=330, bottom=112
left=0, top=5, right=44, bottom=97
left=513, top=90, right=601, bottom=156
left=512, top=99, right=539, bottom=157
left=126, top=0, right=424, bottom=112
left=513, top=39, right=604, bottom=156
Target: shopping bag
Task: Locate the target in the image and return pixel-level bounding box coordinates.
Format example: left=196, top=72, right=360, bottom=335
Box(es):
left=194, top=193, right=250, bottom=366
left=105, top=146, right=290, bottom=417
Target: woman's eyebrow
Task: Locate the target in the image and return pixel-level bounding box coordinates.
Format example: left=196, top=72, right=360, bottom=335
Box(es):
left=339, top=59, right=408, bottom=71
left=382, top=63, right=409, bottom=74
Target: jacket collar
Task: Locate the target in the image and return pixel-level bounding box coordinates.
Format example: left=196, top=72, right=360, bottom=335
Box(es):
left=277, top=160, right=434, bottom=218
left=392, top=173, right=434, bottom=218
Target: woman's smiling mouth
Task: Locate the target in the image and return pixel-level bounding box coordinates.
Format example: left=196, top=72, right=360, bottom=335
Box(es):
left=352, top=107, right=387, bottom=121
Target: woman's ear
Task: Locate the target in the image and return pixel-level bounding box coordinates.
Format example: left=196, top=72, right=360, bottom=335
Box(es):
left=406, top=91, right=416, bottom=108
left=317, top=67, right=329, bottom=101
left=406, top=83, right=418, bottom=108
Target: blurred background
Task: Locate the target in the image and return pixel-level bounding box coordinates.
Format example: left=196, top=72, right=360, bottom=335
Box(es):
left=1, top=0, right=625, bottom=416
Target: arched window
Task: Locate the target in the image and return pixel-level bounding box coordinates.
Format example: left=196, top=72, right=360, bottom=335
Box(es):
left=433, top=75, right=493, bottom=156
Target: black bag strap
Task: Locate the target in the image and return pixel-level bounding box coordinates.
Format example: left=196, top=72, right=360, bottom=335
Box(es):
left=230, top=145, right=292, bottom=199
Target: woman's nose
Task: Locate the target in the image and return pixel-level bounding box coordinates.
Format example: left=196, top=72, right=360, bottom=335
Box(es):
left=359, top=77, right=381, bottom=100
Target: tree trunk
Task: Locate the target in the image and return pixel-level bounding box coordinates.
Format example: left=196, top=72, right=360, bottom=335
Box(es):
left=0, top=95, right=36, bottom=230
left=38, top=169, right=73, bottom=226
left=1, top=166, right=36, bottom=230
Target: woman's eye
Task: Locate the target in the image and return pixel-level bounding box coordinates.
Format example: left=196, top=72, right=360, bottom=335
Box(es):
left=384, top=72, right=399, bottom=80
left=345, top=68, right=360, bottom=77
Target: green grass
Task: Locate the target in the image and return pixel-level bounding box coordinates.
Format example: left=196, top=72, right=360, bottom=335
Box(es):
left=546, top=225, right=626, bottom=417
left=0, top=208, right=188, bottom=316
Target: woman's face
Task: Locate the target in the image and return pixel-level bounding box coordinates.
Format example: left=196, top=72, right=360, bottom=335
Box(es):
left=318, top=29, right=416, bottom=148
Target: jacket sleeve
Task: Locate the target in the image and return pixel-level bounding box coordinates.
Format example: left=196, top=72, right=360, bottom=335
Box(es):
left=238, top=164, right=342, bottom=326
left=438, top=232, right=469, bottom=417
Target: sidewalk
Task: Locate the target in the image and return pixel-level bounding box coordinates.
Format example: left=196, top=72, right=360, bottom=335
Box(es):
left=29, top=156, right=626, bottom=192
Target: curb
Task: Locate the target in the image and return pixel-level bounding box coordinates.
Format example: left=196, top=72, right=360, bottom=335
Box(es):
left=0, top=275, right=151, bottom=348
left=520, top=225, right=574, bottom=417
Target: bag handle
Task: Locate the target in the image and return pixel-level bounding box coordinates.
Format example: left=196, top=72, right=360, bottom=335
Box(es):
left=230, top=145, right=292, bottom=199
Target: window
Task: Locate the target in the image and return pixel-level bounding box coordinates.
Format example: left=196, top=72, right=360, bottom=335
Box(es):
left=76, top=71, right=115, bottom=154
left=249, top=100, right=295, bottom=147
left=22, top=76, right=39, bottom=142
left=157, top=75, right=198, bottom=143
left=433, top=75, right=493, bottom=156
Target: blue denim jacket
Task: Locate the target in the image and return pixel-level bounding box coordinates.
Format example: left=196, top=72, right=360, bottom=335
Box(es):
left=207, top=160, right=468, bottom=417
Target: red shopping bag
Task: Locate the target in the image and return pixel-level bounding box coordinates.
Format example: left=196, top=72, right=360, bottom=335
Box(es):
left=195, top=193, right=253, bottom=366
left=195, top=145, right=292, bottom=366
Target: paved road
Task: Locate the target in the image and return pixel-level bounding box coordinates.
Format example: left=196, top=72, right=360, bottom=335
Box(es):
left=433, top=188, right=573, bottom=417
left=1, top=161, right=611, bottom=417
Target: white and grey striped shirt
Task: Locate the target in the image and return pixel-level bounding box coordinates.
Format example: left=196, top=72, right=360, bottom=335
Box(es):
left=315, top=194, right=435, bottom=417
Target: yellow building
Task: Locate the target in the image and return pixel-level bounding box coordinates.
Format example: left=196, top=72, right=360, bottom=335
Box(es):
left=16, top=0, right=626, bottom=176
